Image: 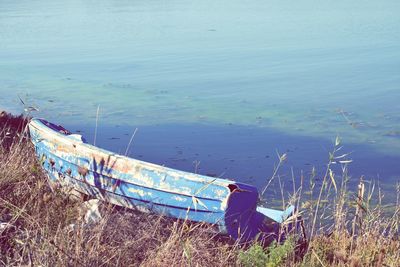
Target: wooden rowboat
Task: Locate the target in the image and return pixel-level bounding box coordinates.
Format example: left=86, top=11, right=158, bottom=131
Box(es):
left=28, top=118, right=296, bottom=242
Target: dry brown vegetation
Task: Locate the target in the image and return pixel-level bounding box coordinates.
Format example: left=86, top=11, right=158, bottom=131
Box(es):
left=1, top=112, right=399, bottom=266
left=0, top=111, right=28, bottom=150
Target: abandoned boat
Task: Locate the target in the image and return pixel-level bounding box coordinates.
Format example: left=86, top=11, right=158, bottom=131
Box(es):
left=28, top=118, right=296, bottom=242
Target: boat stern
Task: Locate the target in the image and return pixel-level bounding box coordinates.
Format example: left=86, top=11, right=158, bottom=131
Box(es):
left=223, top=183, right=299, bottom=243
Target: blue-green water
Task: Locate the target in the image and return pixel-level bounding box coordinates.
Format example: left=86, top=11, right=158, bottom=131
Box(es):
left=1, top=0, right=400, bottom=198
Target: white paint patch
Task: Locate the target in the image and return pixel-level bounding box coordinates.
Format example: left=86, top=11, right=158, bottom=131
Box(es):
left=220, top=195, right=229, bottom=211
left=128, top=188, right=147, bottom=197
left=172, top=196, right=187, bottom=202
left=214, top=189, right=227, bottom=197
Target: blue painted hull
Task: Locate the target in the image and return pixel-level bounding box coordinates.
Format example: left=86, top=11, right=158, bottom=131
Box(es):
left=29, top=118, right=295, bottom=241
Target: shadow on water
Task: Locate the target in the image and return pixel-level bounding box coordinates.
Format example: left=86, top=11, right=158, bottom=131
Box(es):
left=67, top=121, right=400, bottom=203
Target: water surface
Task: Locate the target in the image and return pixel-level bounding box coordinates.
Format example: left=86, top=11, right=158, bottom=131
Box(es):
left=1, top=0, right=400, bottom=200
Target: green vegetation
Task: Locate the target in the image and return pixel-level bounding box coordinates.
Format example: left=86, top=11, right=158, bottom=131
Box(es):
left=239, top=238, right=295, bottom=267
left=1, top=112, right=399, bottom=266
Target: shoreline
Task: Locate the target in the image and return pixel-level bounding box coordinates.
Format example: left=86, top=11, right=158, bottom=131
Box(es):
left=1, top=110, right=399, bottom=203
left=24, top=113, right=400, bottom=203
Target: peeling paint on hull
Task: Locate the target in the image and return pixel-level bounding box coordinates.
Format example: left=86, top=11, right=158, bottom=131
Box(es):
left=29, top=118, right=295, bottom=242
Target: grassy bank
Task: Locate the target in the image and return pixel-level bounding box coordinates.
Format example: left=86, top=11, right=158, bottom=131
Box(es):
left=1, top=112, right=399, bottom=266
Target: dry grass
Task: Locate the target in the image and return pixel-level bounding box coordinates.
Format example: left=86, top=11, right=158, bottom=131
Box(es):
left=1, top=112, right=399, bottom=266
left=285, top=138, right=400, bottom=267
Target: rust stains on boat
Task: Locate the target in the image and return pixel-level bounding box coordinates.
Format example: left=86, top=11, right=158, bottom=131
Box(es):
left=78, top=166, right=89, bottom=177
left=49, top=158, right=55, bottom=167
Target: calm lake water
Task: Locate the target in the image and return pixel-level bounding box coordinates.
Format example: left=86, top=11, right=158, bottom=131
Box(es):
left=1, top=0, right=400, bottom=200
